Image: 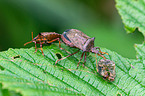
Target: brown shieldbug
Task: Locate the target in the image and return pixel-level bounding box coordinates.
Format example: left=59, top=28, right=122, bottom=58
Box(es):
left=55, top=29, right=108, bottom=69
left=24, top=32, right=62, bottom=56
left=98, top=59, right=115, bottom=81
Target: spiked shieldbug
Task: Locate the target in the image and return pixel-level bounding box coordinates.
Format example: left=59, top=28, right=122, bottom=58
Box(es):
left=98, top=59, right=115, bottom=81
left=24, top=32, right=62, bottom=56
left=55, top=29, right=108, bottom=68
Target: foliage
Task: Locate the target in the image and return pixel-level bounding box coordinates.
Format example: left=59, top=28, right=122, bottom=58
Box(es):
left=0, top=0, right=144, bottom=96
left=116, top=0, right=145, bottom=36
left=0, top=43, right=144, bottom=96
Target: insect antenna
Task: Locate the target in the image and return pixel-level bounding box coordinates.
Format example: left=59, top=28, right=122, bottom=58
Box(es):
left=24, top=32, right=34, bottom=46
left=24, top=41, right=33, bottom=46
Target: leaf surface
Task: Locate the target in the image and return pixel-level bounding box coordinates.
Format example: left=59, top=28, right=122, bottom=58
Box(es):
left=116, top=0, right=145, bottom=36
left=0, top=43, right=144, bottom=96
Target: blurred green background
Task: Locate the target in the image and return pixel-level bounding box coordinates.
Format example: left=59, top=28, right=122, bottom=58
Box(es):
left=0, top=0, right=144, bottom=59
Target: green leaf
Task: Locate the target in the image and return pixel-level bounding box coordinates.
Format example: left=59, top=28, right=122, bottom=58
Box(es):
left=0, top=83, right=21, bottom=96
left=0, top=43, right=145, bottom=96
left=115, top=0, right=145, bottom=36
left=135, top=42, right=145, bottom=60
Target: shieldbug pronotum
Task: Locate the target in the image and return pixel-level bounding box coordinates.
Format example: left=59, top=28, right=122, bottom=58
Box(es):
left=55, top=29, right=108, bottom=69
left=98, top=59, right=115, bottom=81
left=24, top=32, right=62, bottom=56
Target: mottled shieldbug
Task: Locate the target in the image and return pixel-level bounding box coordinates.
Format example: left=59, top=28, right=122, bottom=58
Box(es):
left=55, top=29, right=108, bottom=68
left=24, top=32, right=62, bottom=56
left=98, top=59, right=115, bottom=81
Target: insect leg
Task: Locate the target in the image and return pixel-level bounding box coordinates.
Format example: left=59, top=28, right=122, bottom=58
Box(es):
left=97, top=53, right=106, bottom=59
left=59, top=41, right=70, bottom=54
left=82, top=52, right=87, bottom=68
left=95, top=47, right=108, bottom=55
left=46, top=38, right=64, bottom=50
left=58, top=39, right=70, bottom=54
left=55, top=49, right=80, bottom=65
left=77, top=52, right=85, bottom=69
left=46, top=38, right=60, bottom=43
left=39, top=41, right=45, bottom=56
left=46, top=38, right=70, bottom=54
left=34, top=41, right=37, bottom=53
left=95, top=54, right=98, bottom=72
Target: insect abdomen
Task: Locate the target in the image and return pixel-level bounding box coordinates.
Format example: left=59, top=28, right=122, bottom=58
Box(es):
left=41, top=32, right=61, bottom=41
